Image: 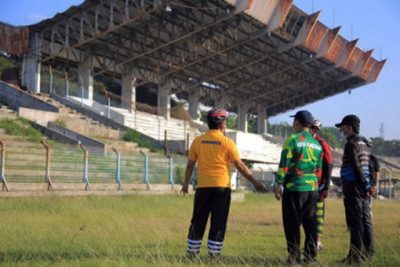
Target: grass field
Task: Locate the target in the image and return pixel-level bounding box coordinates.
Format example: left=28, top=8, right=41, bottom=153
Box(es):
left=0, top=193, right=399, bottom=266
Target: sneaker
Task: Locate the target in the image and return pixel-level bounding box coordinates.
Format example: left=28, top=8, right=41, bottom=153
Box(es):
left=317, top=241, right=323, bottom=251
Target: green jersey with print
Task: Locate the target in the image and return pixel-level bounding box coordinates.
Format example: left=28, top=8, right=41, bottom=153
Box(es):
left=276, top=130, right=323, bottom=191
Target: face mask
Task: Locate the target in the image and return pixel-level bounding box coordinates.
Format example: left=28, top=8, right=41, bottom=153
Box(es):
left=340, top=126, right=349, bottom=137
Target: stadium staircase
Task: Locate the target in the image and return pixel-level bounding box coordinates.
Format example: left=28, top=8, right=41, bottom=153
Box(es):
left=0, top=104, right=187, bottom=189
left=37, top=94, right=151, bottom=154
left=49, top=95, right=201, bottom=153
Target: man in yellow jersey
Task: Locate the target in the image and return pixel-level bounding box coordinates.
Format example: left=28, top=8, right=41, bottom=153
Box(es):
left=181, top=108, right=267, bottom=258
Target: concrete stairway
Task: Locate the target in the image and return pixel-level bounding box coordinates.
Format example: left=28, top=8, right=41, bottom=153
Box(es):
left=36, top=94, right=150, bottom=154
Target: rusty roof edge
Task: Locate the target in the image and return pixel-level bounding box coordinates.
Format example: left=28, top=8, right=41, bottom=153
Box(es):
left=367, top=59, right=387, bottom=83
left=287, top=3, right=384, bottom=75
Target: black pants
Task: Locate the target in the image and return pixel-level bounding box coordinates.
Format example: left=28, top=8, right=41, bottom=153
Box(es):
left=282, top=190, right=319, bottom=261
left=343, top=182, right=375, bottom=259
left=187, top=187, right=231, bottom=255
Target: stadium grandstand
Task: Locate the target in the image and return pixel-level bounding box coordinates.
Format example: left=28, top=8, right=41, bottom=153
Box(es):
left=0, top=0, right=389, bottom=194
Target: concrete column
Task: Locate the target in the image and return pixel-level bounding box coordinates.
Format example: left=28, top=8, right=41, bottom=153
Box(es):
left=158, top=82, right=170, bottom=119
left=78, top=55, right=93, bottom=100
left=237, top=103, right=248, bottom=133
left=214, top=96, right=225, bottom=109
left=188, top=88, right=200, bottom=120
left=257, top=104, right=267, bottom=134
left=121, top=68, right=136, bottom=113
left=22, top=33, right=42, bottom=93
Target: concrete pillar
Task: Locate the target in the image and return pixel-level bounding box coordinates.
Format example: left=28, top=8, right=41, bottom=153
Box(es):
left=237, top=103, right=248, bottom=133
left=158, top=82, right=170, bottom=119
left=257, top=104, right=267, bottom=134
left=22, top=33, right=42, bottom=93
left=78, top=55, right=93, bottom=100
left=121, top=67, right=136, bottom=113
left=188, top=88, right=200, bottom=120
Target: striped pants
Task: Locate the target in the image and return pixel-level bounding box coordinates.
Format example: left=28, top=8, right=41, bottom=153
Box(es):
left=187, top=187, right=231, bottom=256
left=316, top=199, right=325, bottom=240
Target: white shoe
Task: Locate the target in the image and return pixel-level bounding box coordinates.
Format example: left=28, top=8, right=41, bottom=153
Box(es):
left=317, top=241, right=323, bottom=251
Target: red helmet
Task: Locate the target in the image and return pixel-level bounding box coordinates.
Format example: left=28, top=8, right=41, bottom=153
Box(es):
left=207, top=108, right=227, bottom=124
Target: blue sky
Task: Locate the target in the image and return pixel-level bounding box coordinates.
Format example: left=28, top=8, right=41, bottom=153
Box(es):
left=0, top=0, right=398, bottom=140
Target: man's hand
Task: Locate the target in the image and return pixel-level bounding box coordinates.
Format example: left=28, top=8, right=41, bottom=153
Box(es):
left=252, top=180, right=267, bottom=193
left=274, top=184, right=283, bottom=200
left=368, top=186, right=377, bottom=198
left=319, top=189, right=329, bottom=199
left=181, top=182, right=189, bottom=195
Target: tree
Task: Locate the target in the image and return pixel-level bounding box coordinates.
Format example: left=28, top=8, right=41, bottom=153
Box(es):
left=318, top=127, right=343, bottom=149
left=226, top=115, right=237, bottom=130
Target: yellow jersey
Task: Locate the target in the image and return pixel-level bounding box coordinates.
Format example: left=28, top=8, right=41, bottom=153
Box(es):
left=188, top=130, right=240, bottom=188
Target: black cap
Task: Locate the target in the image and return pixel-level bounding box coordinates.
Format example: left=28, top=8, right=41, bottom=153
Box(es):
left=335, top=115, right=360, bottom=128
left=290, top=110, right=314, bottom=126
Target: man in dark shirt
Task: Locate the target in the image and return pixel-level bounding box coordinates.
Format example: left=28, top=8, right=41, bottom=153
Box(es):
left=335, top=115, right=376, bottom=263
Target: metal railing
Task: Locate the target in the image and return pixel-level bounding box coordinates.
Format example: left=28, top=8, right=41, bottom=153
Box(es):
left=0, top=139, right=190, bottom=192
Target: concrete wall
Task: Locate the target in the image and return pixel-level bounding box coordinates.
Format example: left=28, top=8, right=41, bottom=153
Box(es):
left=18, top=107, right=58, bottom=126
left=0, top=81, right=58, bottom=112
left=48, top=122, right=105, bottom=154
left=32, top=122, right=80, bottom=146
left=226, top=130, right=282, bottom=163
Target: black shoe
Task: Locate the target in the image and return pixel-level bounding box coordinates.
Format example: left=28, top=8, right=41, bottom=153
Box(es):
left=302, top=257, right=317, bottom=265
left=187, top=252, right=199, bottom=260
left=285, top=256, right=301, bottom=266
left=208, top=252, right=221, bottom=258
left=363, top=250, right=375, bottom=261
left=337, top=255, right=362, bottom=265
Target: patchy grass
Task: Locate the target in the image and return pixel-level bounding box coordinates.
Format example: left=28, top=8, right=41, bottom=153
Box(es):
left=54, top=118, right=67, bottom=128
left=0, top=118, right=42, bottom=141
left=0, top=194, right=399, bottom=266
left=123, top=129, right=158, bottom=152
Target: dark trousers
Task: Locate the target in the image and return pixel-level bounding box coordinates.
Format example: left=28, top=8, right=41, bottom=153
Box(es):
left=187, top=187, right=231, bottom=255
left=343, top=182, right=375, bottom=259
left=282, top=190, right=319, bottom=260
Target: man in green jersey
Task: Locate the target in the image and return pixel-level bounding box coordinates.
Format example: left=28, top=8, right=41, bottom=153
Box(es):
left=274, top=110, right=323, bottom=264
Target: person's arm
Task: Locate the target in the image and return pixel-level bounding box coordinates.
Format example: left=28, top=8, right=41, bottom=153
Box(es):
left=320, top=140, right=333, bottom=198
left=181, top=160, right=196, bottom=195
left=274, top=136, right=294, bottom=200
left=181, top=139, right=198, bottom=195
left=232, top=159, right=267, bottom=192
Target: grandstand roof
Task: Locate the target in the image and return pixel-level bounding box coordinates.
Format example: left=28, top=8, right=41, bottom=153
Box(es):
left=26, top=0, right=385, bottom=116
